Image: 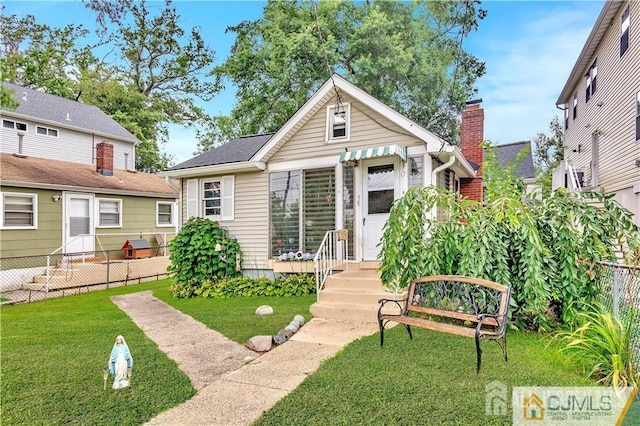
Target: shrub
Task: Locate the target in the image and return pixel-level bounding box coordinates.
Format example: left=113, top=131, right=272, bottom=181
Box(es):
left=168, top=217, right=242, bottom=293
left=171, top=274, right=316, bottom=298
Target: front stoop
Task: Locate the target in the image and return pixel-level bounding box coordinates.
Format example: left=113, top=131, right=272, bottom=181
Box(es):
left=310, top=263, right=405, bottom=323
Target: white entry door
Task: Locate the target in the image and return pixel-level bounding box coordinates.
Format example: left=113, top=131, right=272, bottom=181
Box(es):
left=362, top=157, right=399, bottom=260
left=63, top=193, right=95, bottom=254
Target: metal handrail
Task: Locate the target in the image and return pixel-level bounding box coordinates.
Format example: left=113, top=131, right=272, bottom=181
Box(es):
left=313, top=229, right=348, bottom=300
left=565, top=160, right=583, bottom=194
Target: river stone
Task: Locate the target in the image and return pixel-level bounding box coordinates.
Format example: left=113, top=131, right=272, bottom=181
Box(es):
left=247, top=335, right=273, bottom=352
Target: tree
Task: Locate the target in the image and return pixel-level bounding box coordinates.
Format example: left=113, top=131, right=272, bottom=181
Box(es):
left=198, top=0, right=486, bottom=153
left=379, top=152, right=639, bottom=331
left=1, top=1, right=219, bottom=172
left=532, top=115, right=564, bottom=191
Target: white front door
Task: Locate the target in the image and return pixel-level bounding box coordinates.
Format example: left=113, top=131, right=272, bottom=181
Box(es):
left=63, top=193, right=95, bottom=254
left=361, top=157, right=399, bottom=260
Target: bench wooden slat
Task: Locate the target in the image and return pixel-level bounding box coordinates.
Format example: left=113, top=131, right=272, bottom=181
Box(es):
left=405, top=305, right=500, bottom=327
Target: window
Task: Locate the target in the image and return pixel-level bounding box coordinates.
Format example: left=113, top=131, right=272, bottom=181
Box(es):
left=409, top=156, right=424, bottom=188
left=1, top=192, right=36, bottom=228
left=564, top=107, right=569, bottom=130
left=621, top=5, right=630, bottom=57
left=156, top=202, right=175, bottom=227
left=96, top=198, right=121, bottom=227
left=3, top=119, right=27, bottom=131
left=636, top=91, right=640, bottom=141
left=585, top=60, right=597, bottom=102
left=573, top=92, right=578, bottom=119
left=202, top=176, right=234, bottom=220
left=326, top=102, right=350, bottom=142
left=269, top=168, right=336, bottom=257
left=36, top=126, right=58, bottom=137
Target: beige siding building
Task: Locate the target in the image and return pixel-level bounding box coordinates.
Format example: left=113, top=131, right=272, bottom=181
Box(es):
left=555, top=0, right=640, bottom=224
left=163, top=75, right=483, bottom=274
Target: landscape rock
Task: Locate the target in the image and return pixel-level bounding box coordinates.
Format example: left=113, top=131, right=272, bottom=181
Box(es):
left=255, top=305, right=274, bottom=315
left=293, top=315, right=305, bottom=326
left=247, top=335, right=273, bottom=352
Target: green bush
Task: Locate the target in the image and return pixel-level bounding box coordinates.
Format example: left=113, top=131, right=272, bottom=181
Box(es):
left=168, top=217, right=242, bottom=293
left=171, top=274, right=316, bottom=298
left=379, top=144, right=639, bottom=331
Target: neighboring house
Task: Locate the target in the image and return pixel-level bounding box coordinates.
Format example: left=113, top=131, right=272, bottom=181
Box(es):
left=161, top=75, right=484, bottom=274
left=554, top=0, right=640, bottom=225
left=488, top=141, right=536, bottom=185
left=0, top=83, right=179, bottom=258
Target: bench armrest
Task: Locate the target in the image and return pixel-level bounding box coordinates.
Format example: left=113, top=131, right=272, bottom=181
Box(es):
left=476, top=312, right=508, bottom=335
left=377, top=298, right=407, bottom=317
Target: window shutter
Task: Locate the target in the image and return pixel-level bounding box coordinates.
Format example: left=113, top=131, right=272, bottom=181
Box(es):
left=186, top=179, right=198, bottom=219
left=221, top=176, right=235, bottom=220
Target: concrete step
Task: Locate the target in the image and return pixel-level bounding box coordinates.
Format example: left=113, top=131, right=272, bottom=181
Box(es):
left=319, top=288, right=398, bottom=305
left=324, top=271, right=383, bottom=290
left=310, top=302, right=380, bottom=323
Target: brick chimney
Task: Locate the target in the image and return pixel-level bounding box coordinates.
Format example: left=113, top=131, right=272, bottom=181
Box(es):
left=96, top=141, right=114, bottom=176
left=459, top=99, right=484, bottom=201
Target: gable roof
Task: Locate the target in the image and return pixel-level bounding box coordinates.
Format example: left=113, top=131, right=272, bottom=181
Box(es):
left=1, top=153, right=177, bottom=198
left=488, top=141, right=535, bottom=179
left=556, top=1, right=623, bottom=104
left=169, top=133, right=274, bottom=171
left=1, top=82, right=138, bottom=143
left=252, top=74, right=449, bottom=162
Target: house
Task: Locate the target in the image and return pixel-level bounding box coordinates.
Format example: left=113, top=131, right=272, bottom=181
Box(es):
left=160, top=75, right=484, bottom=274
left=488, top=141, right=537, bottom=195
left=0, top=83, right=179, bottom=258
left=554, top=0, right=640, bottom=225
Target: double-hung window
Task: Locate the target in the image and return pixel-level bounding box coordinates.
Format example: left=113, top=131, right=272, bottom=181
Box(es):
left=573, top=92, right=578, bottom=120
left=156, top=201, right=175, bottom=227
left=564, top=107, right=569, bottom=130
left=621, top=5, right=630, bottom=57
left=585, top=60, right=597, bottom=102
left=1, top=192, right=37, bottom=229
left=326, top=102, right=350, bottom=142
left=201, top=176, right=234, bottom=221
left=97, top=198, right=122, bottom=227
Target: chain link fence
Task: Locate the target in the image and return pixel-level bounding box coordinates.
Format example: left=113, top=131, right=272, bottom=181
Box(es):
left=1, top=244, right=171, bottom=305
left=596, top=261, right=640, bottom=371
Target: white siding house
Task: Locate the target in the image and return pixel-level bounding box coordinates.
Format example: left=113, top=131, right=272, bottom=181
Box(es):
left=555, top=1, right=640, bottom=224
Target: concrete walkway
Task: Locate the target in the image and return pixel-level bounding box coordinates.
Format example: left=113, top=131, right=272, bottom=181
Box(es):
left=111, top=291, right=379, bottom=425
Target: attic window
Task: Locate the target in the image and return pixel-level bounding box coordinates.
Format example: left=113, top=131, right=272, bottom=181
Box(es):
left=36, top=126, right=58, bottom=137
left=621, top=5, right=630, bottom=57
left=326, top=102, right=350, bottom=142
left=3, top=120, right=27, bottom=131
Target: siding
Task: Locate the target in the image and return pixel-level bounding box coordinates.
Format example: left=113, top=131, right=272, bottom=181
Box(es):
left=0, top=187, right=63, bottom=257
left=0, top=116, right=134, bottom=169
left=0, top=187, right=177, bottom=258
left=269, top=94, right=425, bottom=162
left=180, top=171, right=270, bottom=270
left=563, top=1, right=640, bottom=193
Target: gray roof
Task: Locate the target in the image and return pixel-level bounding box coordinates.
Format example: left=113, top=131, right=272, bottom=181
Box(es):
left=1, top=82, right=137, bottom=142
left=488, top=141, right=535, bottom=179
left=169, top=133, right=274, bottom=171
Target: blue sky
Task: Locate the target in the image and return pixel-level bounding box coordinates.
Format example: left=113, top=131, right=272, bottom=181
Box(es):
left=3, top=0, right=605, bottom=164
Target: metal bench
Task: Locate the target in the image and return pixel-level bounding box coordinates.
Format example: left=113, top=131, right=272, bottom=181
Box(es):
left=377, top=275, right=511, bottom=373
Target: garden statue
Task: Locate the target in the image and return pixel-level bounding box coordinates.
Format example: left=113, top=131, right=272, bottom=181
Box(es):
left=108, top=335, right=133, bottom=389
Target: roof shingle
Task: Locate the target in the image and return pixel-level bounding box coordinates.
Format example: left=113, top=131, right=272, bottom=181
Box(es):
left=489, top=141, right=535, bottom=179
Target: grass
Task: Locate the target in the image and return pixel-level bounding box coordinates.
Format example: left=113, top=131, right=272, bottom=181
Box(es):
left=0, top=279, right=315, bottom=424
left=2, top=280, right=638, bottom=425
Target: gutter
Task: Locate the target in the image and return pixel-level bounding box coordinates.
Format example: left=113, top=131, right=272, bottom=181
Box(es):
left=431, top=155, right=456, bottom=183
left=158, top=161, right=267, bottom=178
left=429, top=145, right=476, bottom=178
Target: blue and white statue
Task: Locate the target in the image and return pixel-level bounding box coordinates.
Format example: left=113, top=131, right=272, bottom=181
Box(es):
left=108, top=335, right=133, bottom=389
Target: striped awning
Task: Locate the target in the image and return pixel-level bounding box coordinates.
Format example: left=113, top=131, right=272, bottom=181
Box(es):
left=339, top=145, right=407, bottom=162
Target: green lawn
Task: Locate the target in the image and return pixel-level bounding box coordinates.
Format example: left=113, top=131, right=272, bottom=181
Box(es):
left=2, top=280, right=637, bottom=425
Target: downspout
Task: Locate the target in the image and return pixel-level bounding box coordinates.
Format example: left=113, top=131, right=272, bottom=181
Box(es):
left=431, top=154, right=456, bottom=183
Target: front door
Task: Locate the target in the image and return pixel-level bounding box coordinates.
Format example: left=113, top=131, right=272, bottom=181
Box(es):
left=63, top=193, right=95, bottom=254
left=362, top=157, right=399, bottom=260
